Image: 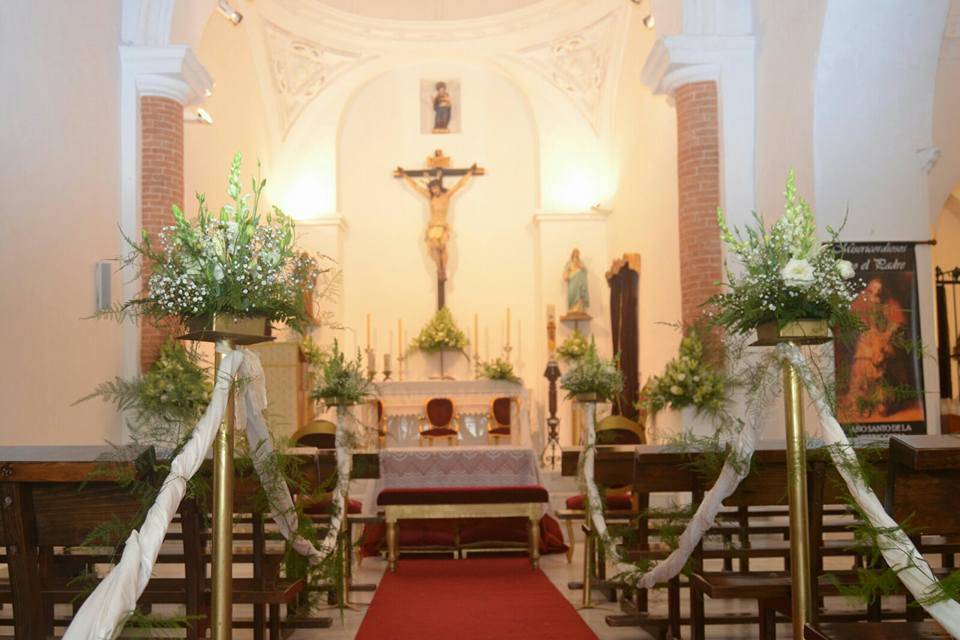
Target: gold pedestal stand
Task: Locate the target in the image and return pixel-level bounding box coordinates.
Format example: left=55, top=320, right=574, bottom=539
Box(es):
left=180, top=315, right=274, bottom=640
left=753, top=319, right=830, bottom=639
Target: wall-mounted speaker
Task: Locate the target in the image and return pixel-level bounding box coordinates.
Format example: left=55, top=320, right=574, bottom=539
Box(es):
left=95, top=261, right=112, bottom=312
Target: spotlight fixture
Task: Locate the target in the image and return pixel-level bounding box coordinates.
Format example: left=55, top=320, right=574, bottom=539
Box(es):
left=184, top=107, right=214, bottom=125
left=217, top=0, right=243, bottom=25
left=643, top=14, right=656, bottom=29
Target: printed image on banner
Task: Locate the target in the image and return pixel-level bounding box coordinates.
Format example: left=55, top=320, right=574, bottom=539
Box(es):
left=834, top=242, right=926, bottom=439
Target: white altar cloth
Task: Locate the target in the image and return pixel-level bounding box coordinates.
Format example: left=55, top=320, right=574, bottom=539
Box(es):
left=367, top=379, right=532, bottom=447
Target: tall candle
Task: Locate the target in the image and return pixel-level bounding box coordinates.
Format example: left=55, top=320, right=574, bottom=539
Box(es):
left=384, top=353, right=391, bottom=372
left=367, top=349, right=376, bottom=372
left=398, top=319, right=403, bottom=354
left=389, top=330, right=394, bottom=357
left=506, top=308, right=511, bottom=346
left=366, top=313, right=372, bottom=349
left=473, top=313, right=479, bottom=354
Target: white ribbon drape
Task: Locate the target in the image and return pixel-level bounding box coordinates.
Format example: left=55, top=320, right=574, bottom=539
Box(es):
left=579, top=343, right=960, bottom=638
left=64, top=343, right=348, bottom=640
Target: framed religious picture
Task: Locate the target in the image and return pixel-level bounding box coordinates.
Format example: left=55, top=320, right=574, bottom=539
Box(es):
left=420, top=78, right=461, bottom=134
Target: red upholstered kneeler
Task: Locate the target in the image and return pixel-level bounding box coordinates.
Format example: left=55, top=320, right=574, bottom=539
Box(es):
left=360, top=515, right=566, bottom=557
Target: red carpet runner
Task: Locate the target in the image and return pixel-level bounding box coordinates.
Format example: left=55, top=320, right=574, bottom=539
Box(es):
left=356, top=558, right=598, bottom=640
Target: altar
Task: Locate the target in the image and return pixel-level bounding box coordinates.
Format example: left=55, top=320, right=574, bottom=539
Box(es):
left=370, top=379, right=532, bottom=448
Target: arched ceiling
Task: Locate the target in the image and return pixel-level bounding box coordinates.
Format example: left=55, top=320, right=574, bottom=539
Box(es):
left=311, top=0, right=545, bottom=22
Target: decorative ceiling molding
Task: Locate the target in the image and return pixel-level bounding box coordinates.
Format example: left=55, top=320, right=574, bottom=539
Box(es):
left=262, top=20, right=368, bottom=136
left=268, top=0, right=591, bottom=43
left=513, top=11, right=621, bottom=132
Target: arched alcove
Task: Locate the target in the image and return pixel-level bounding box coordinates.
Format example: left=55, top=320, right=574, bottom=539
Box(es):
left=335, top=62, right=539, bottom=380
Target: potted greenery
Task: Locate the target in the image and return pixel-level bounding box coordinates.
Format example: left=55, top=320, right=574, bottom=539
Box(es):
left=310, top=340, right=375, bottom=408
left=641, top=328, right=726, bottom=440
left=479, top=357, right=521, bottom=384
left=710, top=171, right=860, bottom=342
left=115, top=153, right=322, bottom=339
left=560, top=337, right=623, bottom=403
left=408, top=307, right=469, bottom=379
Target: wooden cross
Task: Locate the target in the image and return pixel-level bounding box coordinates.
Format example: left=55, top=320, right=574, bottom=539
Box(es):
left=394, top=149, right=486, bottom=310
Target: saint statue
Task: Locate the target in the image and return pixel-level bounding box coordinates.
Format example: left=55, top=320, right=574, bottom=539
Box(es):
left=563, top=248, right=590, bottom=319
left=432, top=81, right=452, bottom=132
left=397, top=164, right=478, bottom=287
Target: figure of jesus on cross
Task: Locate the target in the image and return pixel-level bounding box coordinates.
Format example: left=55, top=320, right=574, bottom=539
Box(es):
left=395, top=150, right=484, bottom=309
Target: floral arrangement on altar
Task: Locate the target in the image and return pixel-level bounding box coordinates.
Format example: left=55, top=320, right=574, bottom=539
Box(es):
left=480, top=357, right=521, bottom=384
left=709, top=171, right=861, bottom=334
left=116, top=153, right=322, bottom=332
left=409, top=306, right=469, bottom=353
left=310, top=340, right=375, bottom=407
left=556, top=329, right=589, bottom=362
left=641, top=328, right=725, bottom=415
left=560, top=338, right=623, bottom=401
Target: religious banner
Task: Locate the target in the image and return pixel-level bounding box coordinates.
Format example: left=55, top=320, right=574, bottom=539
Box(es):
left=834, top=242, right=926, bottom=438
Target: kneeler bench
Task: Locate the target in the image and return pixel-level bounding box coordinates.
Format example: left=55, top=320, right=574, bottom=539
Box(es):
left=378, top=485, right=548, bottom=571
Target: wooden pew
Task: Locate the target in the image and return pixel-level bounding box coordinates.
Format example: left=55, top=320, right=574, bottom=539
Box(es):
left=0, top=446, right=380, bottom=640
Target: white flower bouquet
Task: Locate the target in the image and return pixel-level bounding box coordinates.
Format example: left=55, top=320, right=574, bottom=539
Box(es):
left=119, top=153, right=324, bottom=332
left=710, top=171, right=861, bottom=334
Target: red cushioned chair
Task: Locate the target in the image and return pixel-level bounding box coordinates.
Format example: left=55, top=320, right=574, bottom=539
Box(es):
left=486, top=396, right=518, bottom=445
left=418, top=398, right=460, bottom=446
left=564, top=414, right=644, bottom=562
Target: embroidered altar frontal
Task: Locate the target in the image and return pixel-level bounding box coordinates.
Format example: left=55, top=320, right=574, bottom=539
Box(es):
left=378, top=446, right=541, bottom=489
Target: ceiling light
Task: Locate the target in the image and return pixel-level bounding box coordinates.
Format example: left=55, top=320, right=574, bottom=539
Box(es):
left=217, top=0, right=243, bottom=26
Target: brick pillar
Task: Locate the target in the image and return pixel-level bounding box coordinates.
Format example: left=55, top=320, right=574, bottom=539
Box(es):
left=140, top=96, right=184, bottom=371
left=675, top=81, right=722, bottom=327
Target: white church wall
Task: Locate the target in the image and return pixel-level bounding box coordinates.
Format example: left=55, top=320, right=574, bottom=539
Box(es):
left=335, top=63, right=542, bottom=388
left=753, top=0, right=825, bottom=216
left=813, top=0, right=950, bottom=434
left=0, top=0, right=125, bottom=445
left=928, top=0, right=960, bottom=226
left=608, top=9, right=682, bottom=407
left=183, top=12, right=273, bottom=223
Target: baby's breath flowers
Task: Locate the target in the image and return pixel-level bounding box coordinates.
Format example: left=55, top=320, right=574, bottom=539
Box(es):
left=709, top=171, right=861, bottom=334
left=119, top=153, right=324, bottom=332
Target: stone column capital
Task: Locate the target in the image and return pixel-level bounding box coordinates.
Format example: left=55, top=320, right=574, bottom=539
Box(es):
left=121, top=45, right=212, bottom=106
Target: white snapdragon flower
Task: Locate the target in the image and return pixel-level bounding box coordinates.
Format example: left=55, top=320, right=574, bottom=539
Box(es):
left=836, top=259, right=855, bottom=280
left=214, top=264, right=225, bottom=282
left=781, top=257, right=815, bottom=288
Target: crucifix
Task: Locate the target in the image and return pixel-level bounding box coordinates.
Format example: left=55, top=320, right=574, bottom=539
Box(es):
left=394, top=149, right=485, bottom=310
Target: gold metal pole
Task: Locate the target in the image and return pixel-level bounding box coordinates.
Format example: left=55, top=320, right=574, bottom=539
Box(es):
left=783, top=357, right=812, bottom=637
left=212, top=345, right=235, bottom=640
